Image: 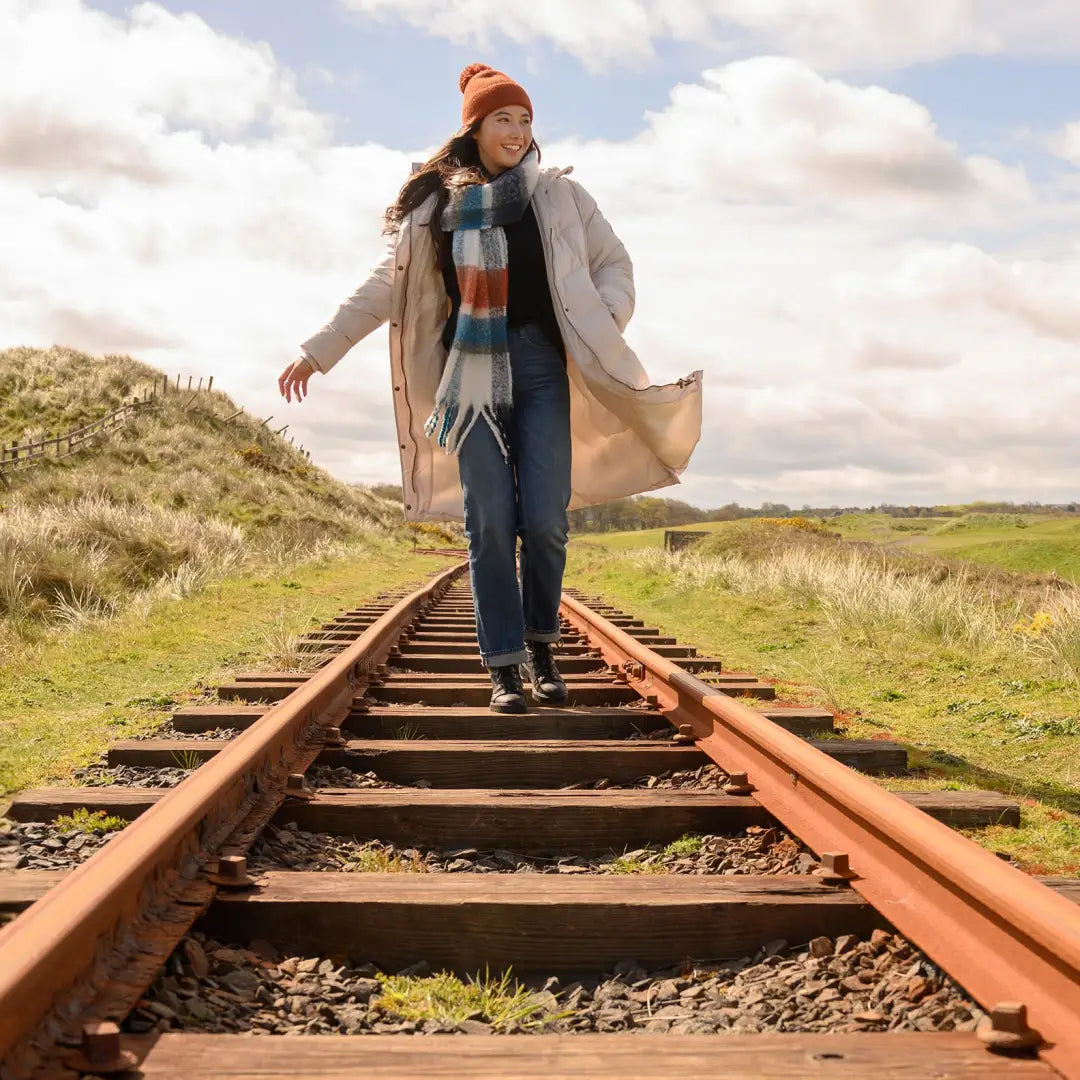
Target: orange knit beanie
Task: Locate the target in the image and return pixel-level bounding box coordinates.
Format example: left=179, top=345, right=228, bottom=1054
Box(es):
left=459, top=63, right=533, bottom=127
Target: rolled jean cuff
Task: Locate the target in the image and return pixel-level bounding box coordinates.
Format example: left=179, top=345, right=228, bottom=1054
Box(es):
left=524, top=628, right=561, bottom=644
left=484, top=647, right=529, bottom=668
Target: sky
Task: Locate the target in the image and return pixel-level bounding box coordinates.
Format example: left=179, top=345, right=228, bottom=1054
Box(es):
left=5, top=1, right=1080, bottom=509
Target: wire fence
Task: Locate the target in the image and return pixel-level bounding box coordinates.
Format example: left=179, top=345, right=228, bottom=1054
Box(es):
left=0, top=373, right=310, bottom=487
left=0, top=393, right=155, bottom=478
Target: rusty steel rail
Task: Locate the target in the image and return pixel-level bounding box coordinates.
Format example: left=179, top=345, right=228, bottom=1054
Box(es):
left=0, top=563, right=465, bottom=1075
left=560, top=592, right=1080, bottom=1078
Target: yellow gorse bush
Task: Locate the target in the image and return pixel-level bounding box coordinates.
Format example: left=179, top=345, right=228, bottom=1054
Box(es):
left=1012, top=611, right=1056, bottom=637
left=756, top=516, right=838, bottom=538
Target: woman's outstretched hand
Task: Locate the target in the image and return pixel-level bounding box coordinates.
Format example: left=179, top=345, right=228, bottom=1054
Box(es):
left=278, top=357, right=315, bottom=402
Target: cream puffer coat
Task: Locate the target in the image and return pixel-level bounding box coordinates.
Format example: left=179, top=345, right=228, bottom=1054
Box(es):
left=300, top=165, right=703, bottom=522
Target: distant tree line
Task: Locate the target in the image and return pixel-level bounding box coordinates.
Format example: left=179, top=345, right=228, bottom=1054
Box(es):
left=567, top=497, right=1080, bottom=534
left=351, top=483, right=1080, bottom=533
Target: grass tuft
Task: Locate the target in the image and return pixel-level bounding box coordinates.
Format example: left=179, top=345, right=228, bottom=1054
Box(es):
left=53, top=807, right=127, bottom=835
left=169, top=748, right=203, bottom=771
left=603, top=854, right=665, bottom=874
left=663, top=834, right=703, bottom=857
left=372, top=967, right=571, bottom=1030
left=330, top=841, right=430, bottom=873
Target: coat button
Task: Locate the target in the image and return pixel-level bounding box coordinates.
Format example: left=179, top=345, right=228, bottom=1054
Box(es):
left=394, top=385, right=401, bottom=391
left=400, top=444, right=406, bottom=450
left=397, top=265, right=404, bottom=270
left=391, top=321, right=398, bottom=327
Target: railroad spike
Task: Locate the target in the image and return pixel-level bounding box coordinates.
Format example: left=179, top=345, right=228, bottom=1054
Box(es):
left=206, top=854, right=259, bottom=889
left=322, top=725, right=347, bottom=747
left=816, top=851, right=857, bottom=886
left=285, top=772, right=315, bottom=801
left=65, top=1021, right=139, bottom=1074
left=977, top=1002, right=1042, bottom=1052
left=723, top=771, right=752, bottom=796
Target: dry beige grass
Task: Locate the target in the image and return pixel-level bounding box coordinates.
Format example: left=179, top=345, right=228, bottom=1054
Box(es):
left=0, top=345, right=411, bottom=638
left=629, top=524, right=1080, bottom=681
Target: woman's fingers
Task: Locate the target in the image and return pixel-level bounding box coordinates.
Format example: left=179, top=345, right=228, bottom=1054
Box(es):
left=278, top=359, right=314, bottom=403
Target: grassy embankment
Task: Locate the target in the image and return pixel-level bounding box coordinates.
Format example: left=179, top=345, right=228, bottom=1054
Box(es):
left=566, top=517, right=1080, bottom=875
left=0, top=346, right=460, bottom=801
left=614, top=511, right=1080, bottom=583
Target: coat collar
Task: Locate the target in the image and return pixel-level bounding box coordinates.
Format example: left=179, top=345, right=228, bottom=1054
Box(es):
left=410, top=164, right=573, bottom=227
left=539, top=164, right=574, bottom=184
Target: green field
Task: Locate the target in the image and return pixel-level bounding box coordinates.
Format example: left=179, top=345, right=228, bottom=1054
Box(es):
left=581, top=512, right=1080, bottom=581
left=565, top=513, right=1080, bottom=875
left=0, top=546, right=455, bottom=803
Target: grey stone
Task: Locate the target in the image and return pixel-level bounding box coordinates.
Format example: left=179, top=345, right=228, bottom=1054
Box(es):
left=457, top=1019, right=493, bottom=1035
left=222, top=969, right=260, bottom=995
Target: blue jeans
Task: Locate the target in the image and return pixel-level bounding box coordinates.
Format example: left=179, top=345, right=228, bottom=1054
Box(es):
left=458, top=323, right=572, bottom=667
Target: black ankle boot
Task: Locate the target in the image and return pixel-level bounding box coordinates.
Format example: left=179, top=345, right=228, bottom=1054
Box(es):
left=489, top=663, right=528, bottom=714
left=524, top=641, right=568, bottom=705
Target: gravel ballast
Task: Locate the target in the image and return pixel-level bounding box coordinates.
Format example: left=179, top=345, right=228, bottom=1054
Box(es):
left=248, top=823, right=815, bottom=876
left=0, top=821, right=116, bottom=870
left=125, top=929, right=984, bottom=1037
left=564, top=764, right=730, bottom=791
left=72, top=763, right=194, bottom=788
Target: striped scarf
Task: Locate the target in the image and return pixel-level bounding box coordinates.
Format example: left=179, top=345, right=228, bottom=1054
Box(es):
left=424, top=148, right=540, bottom=460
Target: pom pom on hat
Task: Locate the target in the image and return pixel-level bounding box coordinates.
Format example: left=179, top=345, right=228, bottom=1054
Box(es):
left=459, top=63, right=492, bottom=93
left=458, top=62, right=533, bottom=126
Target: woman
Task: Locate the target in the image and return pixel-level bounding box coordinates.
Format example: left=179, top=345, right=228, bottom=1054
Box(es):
left=279, top=63, right=702, bottom=714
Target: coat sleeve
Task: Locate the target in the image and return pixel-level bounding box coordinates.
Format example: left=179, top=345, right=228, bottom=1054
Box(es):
left=568, top=180, right=635, bottom=332
left=300, top=233, right=397, bottom=375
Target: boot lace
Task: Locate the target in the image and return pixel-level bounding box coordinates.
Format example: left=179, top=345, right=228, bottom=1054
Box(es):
left=528, top=641, right=560, bottom=683
left=492, top=664, right=525, bottom=695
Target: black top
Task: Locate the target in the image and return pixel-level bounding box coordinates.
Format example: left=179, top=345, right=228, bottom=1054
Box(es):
left=441, top=201, right=564, bottom=353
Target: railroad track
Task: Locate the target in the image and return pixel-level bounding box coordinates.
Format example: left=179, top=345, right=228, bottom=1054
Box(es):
left=1, top=560, right=1079, bottom=1078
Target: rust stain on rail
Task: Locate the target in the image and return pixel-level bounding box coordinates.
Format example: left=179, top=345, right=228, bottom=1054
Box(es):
left=0, top=563, right=466, bottom=1076
left=560, top=591, right=1080, bottom=1079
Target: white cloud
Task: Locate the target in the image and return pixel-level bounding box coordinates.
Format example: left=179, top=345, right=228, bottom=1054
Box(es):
left=852, top=339, right=960, bottom=371
left=3, top=1, right=1080, bottom=509
left=1, top=0, right=407, bottom=467
left=1050, top=121, right=1080, bottom=167
left=340, top=0, right=1080, bottom=73
left=603, top=58, right=1029, bottom=216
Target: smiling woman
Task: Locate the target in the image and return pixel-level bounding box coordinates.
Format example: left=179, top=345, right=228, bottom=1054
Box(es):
left=277, top=61, right=702, bottom=716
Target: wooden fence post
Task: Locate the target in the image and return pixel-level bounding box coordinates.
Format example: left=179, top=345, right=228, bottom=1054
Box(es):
left=207, top=376, right=214, bottom=392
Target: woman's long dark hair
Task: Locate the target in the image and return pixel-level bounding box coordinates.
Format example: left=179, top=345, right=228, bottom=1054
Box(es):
left=384, top=123, right=541, bottom=274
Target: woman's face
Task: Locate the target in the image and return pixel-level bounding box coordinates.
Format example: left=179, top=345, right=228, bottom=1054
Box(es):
left=474, top=106, right=532, bottom=176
